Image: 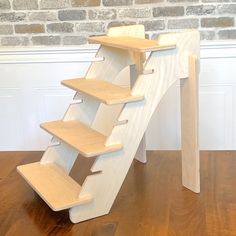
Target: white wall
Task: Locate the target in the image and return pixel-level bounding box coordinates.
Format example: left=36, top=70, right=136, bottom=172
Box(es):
left=146, top=41, right=236, bottom=150
left=0, top=42, right=235, bottom=151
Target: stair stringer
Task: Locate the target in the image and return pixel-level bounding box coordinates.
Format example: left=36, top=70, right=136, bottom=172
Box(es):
left=40, top=94, right=101, bottom=173
left=69, top=31, right=200, bottom=223
left=90, top=66, right=131, bottom=136
left=86, top=25, right=146, bottom=136
left=85, top=24, right=145, bottom=82
left=40, top=26, right=145, bottom=172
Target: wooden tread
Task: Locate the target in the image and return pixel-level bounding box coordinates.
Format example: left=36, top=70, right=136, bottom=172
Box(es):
left=40, top=120, right=122, bottom=157
left=17, top=162, right=92, bottom=211
left=61, top=79, right=144, bottom=105
left=88, top=36, right=176, bottom=52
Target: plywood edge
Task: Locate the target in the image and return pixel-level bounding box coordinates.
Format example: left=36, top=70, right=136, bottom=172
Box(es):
left=17, top=162, right=93, bottom=211
left=88, top=36, right=176, bottom=53
left=61, top=78, right=144, bottom=105
left=40, top=120, right=123, bottom=157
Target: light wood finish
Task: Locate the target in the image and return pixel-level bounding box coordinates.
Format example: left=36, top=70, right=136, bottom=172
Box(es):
left=107, top=24, right=145, bottom=38
left=87, top=26, right=146, bottom=138
left=134, top=136, right=147, bottom=163
left=38, top=26, right=146, bottom=211
left=40, top=142, right=78, bottom=174
left=63, top=93, right=100, bottom=126
left=61, top=79, right=144, bottom=105
left=70, top=30, right=200, bottom=223
left=40, top=94, right=100, bottom=174
left=88, top=36, right=176, bottom=53
left=16, top=25, right=200, bottom=224
left=130, top=50, right=147, bottom=163
left=157, top=31, right=200, bottom=79
left=180, top=55, right=200, bottom=193
left=40, top=120, right=122, bottom=157
left=17, top=162, right=92, bottom=211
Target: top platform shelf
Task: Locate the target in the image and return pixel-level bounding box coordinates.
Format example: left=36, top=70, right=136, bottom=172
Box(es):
left=88, top=36, right=176, bottom=53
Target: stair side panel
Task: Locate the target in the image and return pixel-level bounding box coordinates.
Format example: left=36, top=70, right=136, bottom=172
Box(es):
left=69, top=31, right=200, bottom=223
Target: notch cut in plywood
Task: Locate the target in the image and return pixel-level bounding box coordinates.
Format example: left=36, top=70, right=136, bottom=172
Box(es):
left=17, top=162, right=92, bottom=211
left=40, top=120, right=122, bottom=157
left=88, top=36, right=176, bottom=53
left=61, top=79, right=144, bottom=105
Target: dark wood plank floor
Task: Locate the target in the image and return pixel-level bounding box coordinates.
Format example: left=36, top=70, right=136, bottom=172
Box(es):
left=1, top=151, right=236, bottom=236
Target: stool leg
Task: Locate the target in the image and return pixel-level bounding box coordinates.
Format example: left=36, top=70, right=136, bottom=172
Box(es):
left=180, top=54, right=200, bottom=193
left=135, top=135, right=147, bottom=163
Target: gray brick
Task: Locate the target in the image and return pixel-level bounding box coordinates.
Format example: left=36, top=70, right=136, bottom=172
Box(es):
left=202, top=0, right=229, bottom=2
left=89, top=9, right=116, bottom=20
left=47, top=22, right=74, bottom=33
left=218, top=29, right=236, bottom=39
left=140, top=20, right=165, bottom=31
left=0, top=0, right=10, bottom=9
left=186, top=5, right=216, bottom=15
left=71, top=0, right=100, bottom=7
left=103, top=0, right=132, bottom=6
left=40, top=0, right=69, bottom=9
left=135, top=0, right=164, bottom=3
left=200, top=30, right=216, bottom=40
left=32, top=36, right=61, bottom=45
left=15, top=24, right=45, bottom=34
left=13, top=0, right=38, bottom=10
left=168, top=19, right=199, bottom=29
left=29, top=11, right=57, bottom=21
left=201, top=17, right=234, bottom=27
left=0, top=13, right=26, bottom=22
left=1, top=36, right=29, bottom=46
left=118, top=8, right=151, bottom=18
left=107, top=21, right=136, bottom=28
left=153, top=7, right=184, bottom=17
left=58, top=10, right=86, bottom=21
left=218, top=4, right=236, bottom=14
left=168, top=0, right=199, bottom=2
left=63, top=36, right=87, bottom=45
left=76, top=22, right=105, bottom=32
left=0, top=25, right=13, bottom=35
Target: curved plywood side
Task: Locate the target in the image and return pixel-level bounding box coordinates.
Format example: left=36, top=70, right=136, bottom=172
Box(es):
left=85, top=46, right=133, bottom=81
left=41, top=25, right=146, bottom=171
left=63, top=94, right=100, bottom=126
left=69, top=31, right=200, bottom=223
left=40, top=143, right=78, bottom=174
left=85, top=25, right=145, bottom=81
left=157, top=30, right=200, bottom=79
left=40, top=94, right=100, bottom=171
left=88, top=25, right=146, bottom=136
left=91, top=66, right=130, bottom=136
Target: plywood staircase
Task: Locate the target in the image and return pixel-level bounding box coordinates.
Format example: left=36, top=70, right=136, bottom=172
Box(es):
left=17, top=25, right=200, bottom=223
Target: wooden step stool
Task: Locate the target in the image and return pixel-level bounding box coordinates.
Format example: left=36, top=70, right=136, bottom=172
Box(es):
left=17, top=25, right=200, bottom=223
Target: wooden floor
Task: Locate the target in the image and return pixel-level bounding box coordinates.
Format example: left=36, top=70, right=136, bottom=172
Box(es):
left=1, top=151, right=236, bottom=236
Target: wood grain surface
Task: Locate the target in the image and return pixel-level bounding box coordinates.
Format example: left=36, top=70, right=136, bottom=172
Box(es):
left=88, top=36, right=176, bottom=52
left=40, top=120, right=122, bottom=157
left=1, top=151, right=236, bottom=235
left=17, top=162, right=92, bottom=211
left=61, top=79, right=144, bottom=105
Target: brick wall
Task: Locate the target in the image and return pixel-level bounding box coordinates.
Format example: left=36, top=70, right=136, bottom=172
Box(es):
left=0, top=0, right=235, bottom=46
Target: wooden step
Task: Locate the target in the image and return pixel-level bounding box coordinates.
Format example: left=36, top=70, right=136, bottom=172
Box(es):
left=61, top=79, right=144, bottom=105
left=88, top=36, right=176, bottom=53
left=40, top=120, right=122, bottom=157
left=17, top=162, right=92, bottom=211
